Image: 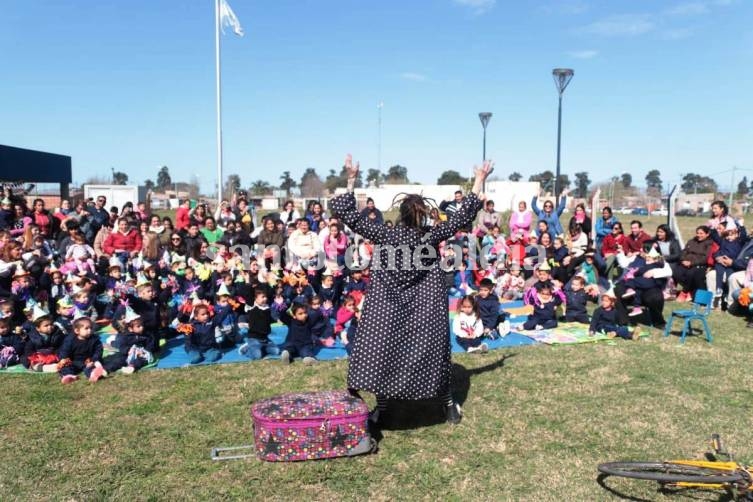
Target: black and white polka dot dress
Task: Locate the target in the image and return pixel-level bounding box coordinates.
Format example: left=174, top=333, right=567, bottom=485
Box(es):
left=330, top=192, right=482, bottom=400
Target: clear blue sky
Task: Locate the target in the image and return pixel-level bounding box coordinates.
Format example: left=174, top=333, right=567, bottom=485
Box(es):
left=2, top=0, right=752, bottom=194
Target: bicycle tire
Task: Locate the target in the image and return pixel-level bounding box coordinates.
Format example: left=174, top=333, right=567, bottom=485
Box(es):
left=598, top=461, right=745, bottom=484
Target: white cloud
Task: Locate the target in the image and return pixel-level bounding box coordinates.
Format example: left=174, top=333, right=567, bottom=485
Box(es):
left=566, top=49, right=599, bottom=59
left=581, top=14, right=655, bottom=36
left=400, top=72, right=429, bottom=82
left=452, top=0, right=496, bottom=14
left=665, top=2, right=710, bottom=15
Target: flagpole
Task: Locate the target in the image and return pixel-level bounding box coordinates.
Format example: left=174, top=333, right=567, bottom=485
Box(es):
left=215, top=0, right=223, bottom=208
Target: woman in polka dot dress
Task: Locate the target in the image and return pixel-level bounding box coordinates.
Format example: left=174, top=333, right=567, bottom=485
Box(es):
left=329, top=155, right=493, bottom=425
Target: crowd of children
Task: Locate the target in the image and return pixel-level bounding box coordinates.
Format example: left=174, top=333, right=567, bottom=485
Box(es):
left=3, top=187, right=715, bottom=383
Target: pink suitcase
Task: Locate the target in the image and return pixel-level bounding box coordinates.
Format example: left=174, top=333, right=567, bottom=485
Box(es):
left=251, top=390, right=376, bottom=462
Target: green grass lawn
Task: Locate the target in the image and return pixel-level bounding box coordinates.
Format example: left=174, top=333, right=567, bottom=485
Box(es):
left=2, top=303, right=752, bottom=501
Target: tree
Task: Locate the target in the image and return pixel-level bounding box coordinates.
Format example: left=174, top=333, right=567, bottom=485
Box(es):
left=508, top=172, right=522, bottom=182
left=144, top=179, right=155, bottom=191
left=324, top=167, right=363, bottom=192
left=279, top=171, right=297, bottom=195
left=437, top=170, right=468, bottom=185
left=112, top=171, right=128, bottom=185
left=621, top=172, right=632, bottom=189
left=300, top=168, right=324, bottom=198
left=681, top=173, right=717, bottom=194
left=366, top=169, right=383, bottom=187
left=737, top=176, right=749, bottom=197
left=645, top=169, right=662, bottom=192
left=157, top=166, right=172, bottom=191
left=557, top=174, right=571, bottom=191
left=574, top=172, right=590, bottom=198
left=529, top=171, right=555, bottom=193
left=223, top=174, right=241, bottom=200
left=384, top=165, right=409, bottom=184
left=250, top=180, right=272, bottom=196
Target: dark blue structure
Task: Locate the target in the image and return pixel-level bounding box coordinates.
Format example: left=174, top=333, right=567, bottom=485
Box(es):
left=0, top=144, right=72, bottom=199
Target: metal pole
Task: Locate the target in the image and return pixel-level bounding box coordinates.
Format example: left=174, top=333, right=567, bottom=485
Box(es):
left=377, top=102, right=383, bottom=173
left=555, top=94, right=563, bottom=200
left=215, top=0, right=223, bottom=208
left=482, top=127, right=487, bottom=193
left=729, top=166, right=736, bottom=209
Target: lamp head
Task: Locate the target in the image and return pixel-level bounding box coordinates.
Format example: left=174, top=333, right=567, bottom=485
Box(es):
left=478, top=112, right=492, bottom=129
left=552, top=68, right=574, bottom=95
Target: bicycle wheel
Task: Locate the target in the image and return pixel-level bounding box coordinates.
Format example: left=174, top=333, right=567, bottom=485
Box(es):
left=598, top=462, right=745, bottom=484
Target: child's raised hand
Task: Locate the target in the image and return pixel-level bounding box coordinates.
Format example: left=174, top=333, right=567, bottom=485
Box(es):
left=323, top=300, right=333, bottom=310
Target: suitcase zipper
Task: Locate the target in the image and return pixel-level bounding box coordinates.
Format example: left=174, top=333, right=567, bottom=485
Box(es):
left=254, top=413, right=369, bottom=432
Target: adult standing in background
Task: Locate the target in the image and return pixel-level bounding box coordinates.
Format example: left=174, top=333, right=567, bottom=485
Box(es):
left=568, top=203, right=592, bottom=243
left=330, top=154, right=492, bottom=426
left=531, top=188, right=569, bottom=239
left=509, top=200, right=532, bottom=237
left=475, top=199, right=500, bottom=239
left=439, top=191, right=464, bottom=217
left=279, top=200, right=301, bottom=226
left=175, top=199, right=190, bottom=232
left=360, top=198, right=384, bottom=225
left=594, top=207, right=618, bottom=252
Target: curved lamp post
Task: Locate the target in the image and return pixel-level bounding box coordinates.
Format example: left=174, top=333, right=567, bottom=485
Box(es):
left=552, top=68, right=574, bottom=200
left=478, top=112, right=492, bottom=192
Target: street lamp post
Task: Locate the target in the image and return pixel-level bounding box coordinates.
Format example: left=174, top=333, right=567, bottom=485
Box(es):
left=478, top=112, right=492, bottom=192
left=552, top=68, right=574, bottom=201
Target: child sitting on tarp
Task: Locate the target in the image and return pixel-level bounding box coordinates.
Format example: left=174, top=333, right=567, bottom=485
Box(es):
left=238, top=289, right=280, bottom=360
left=589, top=292, right=641, bottom=340
left=212, top=283, right=240, bottom=347
left=521, top=282, right=562, bottom=330
left=563, top=275, right=591, bottom=324
left=23, top=304, right=64, bottom=372
left=309, top=295, right=335, bottom=347
left=278, top=301, right=317, bottom=365
left=0, top=317, right=25, bottom=369
left=494, top=262, right=526, bottom=301
left=450, top=260, right=475, bottom=298
left=182, top=303, right=222, bottom=365
left=452, top=295, right=488, bottom=354
left=476, top=278, right=510, bottom=339
left=113, top=275, right=161, bottom=349
left=104, top=306, right=155, bottom=374
left=57, top=316, right=107, bottom=384
left=334, top=295, right=357, bottom=346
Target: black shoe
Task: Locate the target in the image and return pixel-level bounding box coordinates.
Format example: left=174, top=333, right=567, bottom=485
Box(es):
left=445, top=403, right=463, bottom=425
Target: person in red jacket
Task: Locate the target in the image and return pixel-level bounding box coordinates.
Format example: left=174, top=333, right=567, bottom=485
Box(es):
left=175, top=199, right=190, bottom=231
left=623, top=220, right=651, bottom=256
left=103, top=218, right=143, bottom=266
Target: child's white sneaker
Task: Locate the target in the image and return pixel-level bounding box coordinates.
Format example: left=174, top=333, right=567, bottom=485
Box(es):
left=302, top=356, right=317, bottom=365
left=280, top=350, right=291, bottom=364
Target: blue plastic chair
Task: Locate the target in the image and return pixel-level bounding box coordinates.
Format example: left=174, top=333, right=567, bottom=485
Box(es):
left=663, top=289, right=714, bottom=344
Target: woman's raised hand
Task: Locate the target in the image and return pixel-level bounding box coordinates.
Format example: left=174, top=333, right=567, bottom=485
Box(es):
left=473, top=160, right=494, bottom=181
left=472, top=160, right=494, bottom=194
left=344, top=154, right=360, bottom=179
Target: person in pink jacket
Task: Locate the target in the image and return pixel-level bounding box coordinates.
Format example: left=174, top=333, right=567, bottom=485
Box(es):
left=509, top=200, right=532, bottom=236
left=322, top=222, right=348, bottom=268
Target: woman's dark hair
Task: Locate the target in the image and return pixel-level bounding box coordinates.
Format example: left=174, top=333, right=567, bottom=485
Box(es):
left=575, top=203, right=586, bottom=212
left=612, top=222, right=623, bottom=232
left=711, top=200, right=728, bottom=216
left=569, top=223, right=582, bottom=234
left=602, top=206, right=613, bottom=217
left=696, top=225, right=711, bottom=236
left=284, top=200, right=294, bottom=210
left=396, top=194, right=431, bottom=230
left=655, top=224, right=675, bottom=241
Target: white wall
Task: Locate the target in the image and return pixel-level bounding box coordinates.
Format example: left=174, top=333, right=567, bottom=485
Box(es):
left=484, top=181, right=541, bottom=212
left=84, top=185, right=138, bottom=210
